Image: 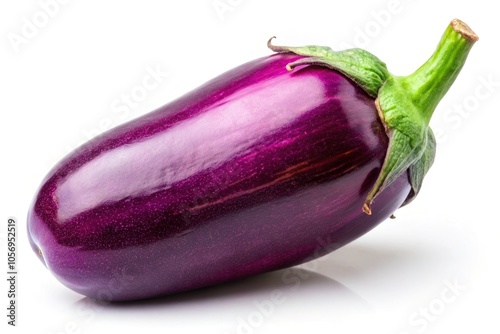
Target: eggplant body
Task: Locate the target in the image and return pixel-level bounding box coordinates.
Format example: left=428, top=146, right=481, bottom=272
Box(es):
left=28, top=54, right=410, bottom=301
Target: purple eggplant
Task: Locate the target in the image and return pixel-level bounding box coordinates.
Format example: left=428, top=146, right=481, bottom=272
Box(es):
left=28, top=19, right=477, bottom=301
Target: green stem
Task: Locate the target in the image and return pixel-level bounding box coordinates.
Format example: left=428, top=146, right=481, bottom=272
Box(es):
left=402, top=19, right=479, bottom=124
left=363, top=19, right=478, bottom=214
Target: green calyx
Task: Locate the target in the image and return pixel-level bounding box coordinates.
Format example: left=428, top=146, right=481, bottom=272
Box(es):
left=267, top=37, right=389, bottom=97
left=268, top=19, right=478, bottom=215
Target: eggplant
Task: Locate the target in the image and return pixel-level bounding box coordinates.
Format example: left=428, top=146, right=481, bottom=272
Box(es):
left=27, top=19, right=477, bottom=301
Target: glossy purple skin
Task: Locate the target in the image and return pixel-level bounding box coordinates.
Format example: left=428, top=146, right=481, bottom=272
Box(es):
left=28, top=54, right=411, bottom=301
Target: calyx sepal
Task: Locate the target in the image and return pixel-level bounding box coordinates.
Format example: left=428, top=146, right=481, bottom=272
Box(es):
left=267, top=37, right=388, bottom=97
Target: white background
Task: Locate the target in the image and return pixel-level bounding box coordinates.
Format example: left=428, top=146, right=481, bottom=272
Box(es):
left=1, top=0, right=499, bottom=333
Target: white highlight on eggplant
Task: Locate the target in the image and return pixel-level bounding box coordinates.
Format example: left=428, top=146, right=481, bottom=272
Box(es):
left=56, top=75, right=325, bottom=221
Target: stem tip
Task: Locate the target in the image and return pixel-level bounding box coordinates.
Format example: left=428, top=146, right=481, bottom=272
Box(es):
left=450, top=19, right=479, bottom=42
